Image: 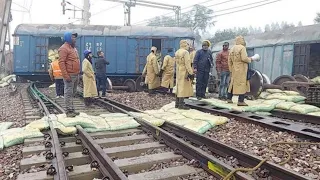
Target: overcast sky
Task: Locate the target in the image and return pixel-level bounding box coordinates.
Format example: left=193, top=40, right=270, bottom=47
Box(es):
left=10, top=0, right=320, bottom=36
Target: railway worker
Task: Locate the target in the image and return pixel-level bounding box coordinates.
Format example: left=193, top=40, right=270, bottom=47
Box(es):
left=189, top=46, right=196, bottom=69
left=142, top=46, right=161, bottom=95
left=159, top=48, right=175, bottom=93
left=227, top=36, right=253, bottom=106
left=216, top=42, right=230, bottom=100
left=48, top=55, right=64, bottom=99
left=193, top=40, right=214, bottom=100
left=58, top=32, right=80, bottom=117
left=82, top=50, right=98, bottom=107
left=175, top=40, right=194, bottom=109
left=95, top=51, right=110, bottom=97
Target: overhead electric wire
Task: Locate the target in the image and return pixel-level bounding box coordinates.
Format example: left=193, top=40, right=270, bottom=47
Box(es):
left=138, top=0, right=282, bottom=27
left=132, top=0, right=221, bottom=25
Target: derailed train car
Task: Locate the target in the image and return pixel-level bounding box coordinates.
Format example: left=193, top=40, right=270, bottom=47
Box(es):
left=13, top=24, right=195, bottom=91
left=211, top=24, right=320, bottom=82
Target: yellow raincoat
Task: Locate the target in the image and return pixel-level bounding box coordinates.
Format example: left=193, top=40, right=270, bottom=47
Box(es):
left=161, top=55, right=175, bottom=88
left=190, top=50, right=196, bottom=68
left=175, top=40, right=194, bottom=98
left=142, top=47, right=160, bottom=89
left=228, top=36, right=252, bottom=95
left=82, top=58, right=98, bottom=98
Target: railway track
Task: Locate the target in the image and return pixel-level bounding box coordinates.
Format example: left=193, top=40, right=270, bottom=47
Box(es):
left=17, top=83, right=254, bottom=180
left=15, top=83, right=319, bottom=179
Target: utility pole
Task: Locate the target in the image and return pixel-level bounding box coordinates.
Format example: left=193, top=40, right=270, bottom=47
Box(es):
left=82, top=0, right=91, bottom=25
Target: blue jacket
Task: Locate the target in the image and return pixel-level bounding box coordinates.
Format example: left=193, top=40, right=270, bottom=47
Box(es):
left=193, top=49, right=213, bottom=72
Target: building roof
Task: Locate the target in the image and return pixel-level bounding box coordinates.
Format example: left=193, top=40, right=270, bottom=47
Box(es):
left=211, top=24, right=320, bottom=52
left=14, top=24, right=195, bottom=38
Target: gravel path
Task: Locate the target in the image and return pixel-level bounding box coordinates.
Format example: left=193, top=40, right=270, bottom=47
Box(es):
left=107, top=91, right=175, bottom=111
left=0, top=84, right=27, bottom=180
left=206, top=119, right=320, bottom=179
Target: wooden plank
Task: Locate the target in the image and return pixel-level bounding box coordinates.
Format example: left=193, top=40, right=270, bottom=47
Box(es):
left=128, top=165, right=202, bottom=180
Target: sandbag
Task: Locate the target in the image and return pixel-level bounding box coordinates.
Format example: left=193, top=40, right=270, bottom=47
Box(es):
left=254, top=112, right=272, bottom=116
left=0, top=82, right=9, bottom=88
left=141, top=116, right=165, bottom=126
left=26, top=119, right=50, bottom=131
left=263, top=99, right=285, bottom=106
left=52, top=120, right=77, bottom=135
left=106, top=118, right=140, bottom=131
left=129, top=112, right=149, bottom=118
left=276, top=102, right=297, bottom=111
left=168, top=108, right=189, bottom=114
left=49, top=83, right=56, bottom=88
left=203, top=99, right=233, bottom=110
left=3, top=129, right=43, bottom=148
left=311, top=76, right=320, bottom=84
left=279, top=95, right=306, bottom=103
left=99, top=113, right=129, bottom=118
left=86, top=116, right=110, bottom=132
left=180, top=110, right=229, bottom=126
left=183, top=121, right=212, bottom=134
left=0, top=128, right=24, bottom=136
left=307, top=111, right=320, bottom=117
left=289, top=104, right=320, bottom=114
left=0, top=122, right=13, bottom=132
left=242, top=104, right=276, bottom=112
left=144, top=109, right=165, bottom=115
left=258, top=92, right=270, bottom=99
left=161, top=102, right=176, bottom=112
left=169, top=118, right=196, bottom=126
left=161, top=114, right=186, bottom=121
left=283, top=90, right=300, bottom=96
left=265, top=93, right=285, bottom=100
left=151, top=112, right=175, bottom=119
left=266, top=89, right=284, bottom=94
left=58, top=115, right=96, bottom=128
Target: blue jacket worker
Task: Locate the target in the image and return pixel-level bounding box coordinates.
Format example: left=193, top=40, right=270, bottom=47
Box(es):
left=94, top=51, right=110, bottom=97
left=193, top=40, right=213, bottom=100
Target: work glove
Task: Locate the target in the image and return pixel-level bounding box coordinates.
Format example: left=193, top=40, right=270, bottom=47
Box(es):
left=187, top=74, right=195, bottom=81
left=251, top=54, right=261, bottom=62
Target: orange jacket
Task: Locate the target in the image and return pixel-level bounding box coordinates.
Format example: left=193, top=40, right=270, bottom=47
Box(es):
left=58, top=42, right=80, bottom=80
left=49, top=61, right=63, bottom=79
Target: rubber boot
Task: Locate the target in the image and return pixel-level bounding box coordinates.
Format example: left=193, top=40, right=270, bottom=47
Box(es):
left=66, top=110, right=77, bottom=118
left=175, top=97, right=179, bottom=108
left=169, top=88, right=173, bottom=93
left=226, top=99, right=233, bottom=104
left=237, top=102, right=248, bottom=106
left=178, top=98, right=190, bottom=110
left=84, top=98, right=90, bottom=107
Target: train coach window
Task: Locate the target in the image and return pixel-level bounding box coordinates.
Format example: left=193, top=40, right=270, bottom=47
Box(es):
left=309, top=43, right=320, bottom=78
left=152, top=39, right=161, bottom=51
left=48, top=37, right=64, bottom=63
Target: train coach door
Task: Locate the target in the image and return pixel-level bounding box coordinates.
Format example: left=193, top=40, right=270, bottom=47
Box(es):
left=137, top=38, right=151, bottom=73
left=34, top=37, right=48, bottom=72
left=161, top=38, right=174, bottom=54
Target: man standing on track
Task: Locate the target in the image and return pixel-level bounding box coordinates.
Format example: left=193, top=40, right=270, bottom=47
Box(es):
left=48, top=55, right=64, bottom=99
left=193, top=40, right=213, bottom=100
left=95, top=51, right=110, bottom=97
left=159, top=48, right=175, bottom=93
left=58, top=32, right=80, bottom=117
left=216, top=42, right=230, bottom=100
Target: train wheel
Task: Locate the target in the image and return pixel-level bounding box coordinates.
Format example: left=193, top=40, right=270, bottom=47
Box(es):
left=124, top=79, right=136, bottom=92
left=294, top=74, right=310, bottom=82
left=272, top=75, right=296, bottom=85
left=135, top=76, right=145, bottom=92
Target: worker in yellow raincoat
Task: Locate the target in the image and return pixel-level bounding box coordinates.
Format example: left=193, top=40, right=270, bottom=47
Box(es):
left=227, top=36, right=253, bottom=106
left=189, top=46, right=196, bottom=69
left=82, top=50, right=98, bottom=107
left=175, top=40, right=194, bottom=109
left=142, top=46, right=160, bottom=94
left=159, top=48, right=175, bottom=93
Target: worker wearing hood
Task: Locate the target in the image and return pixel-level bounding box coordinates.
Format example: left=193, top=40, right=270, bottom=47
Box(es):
left=175, top=40, right=194, bottom=109
left=227, top=36, right=252, bottom=106
left=159, top=48, right=175, bottom=93
left=58, top=31, right=80, bottom=117
left=82, top=50, right=98, bottom=107
left=193, top=40, right=213, bottom=100
left=142, top=46, right=160, bottom=94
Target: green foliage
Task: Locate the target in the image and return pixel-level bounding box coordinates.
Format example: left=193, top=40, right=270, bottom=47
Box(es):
left=314, top=12, right=320, bottom=24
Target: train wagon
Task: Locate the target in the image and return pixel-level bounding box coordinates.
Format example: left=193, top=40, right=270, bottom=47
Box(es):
left=13, top=24, right=195, bottom=91
left=211, top=24, right=320, bottom=82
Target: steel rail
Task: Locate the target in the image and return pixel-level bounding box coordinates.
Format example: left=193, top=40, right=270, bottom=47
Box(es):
left=185, top=99, right=320, bottom=141
left=28, top=83, right=69, bottom=180
left=93, top=97, right=310, bottom=180
left=32, top=83, right=128, bottom=180
left=271, top=110, right=320, bottom=125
